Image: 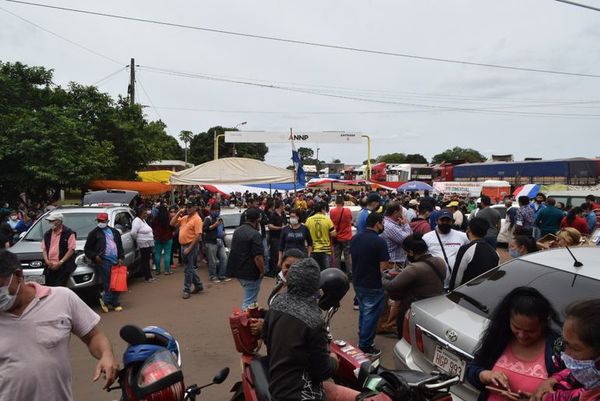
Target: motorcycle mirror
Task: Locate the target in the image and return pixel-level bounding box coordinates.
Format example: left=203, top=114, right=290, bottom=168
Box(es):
left=119, top=325, right=146, bottom=345
left=213, top=367, right=230, bottom=384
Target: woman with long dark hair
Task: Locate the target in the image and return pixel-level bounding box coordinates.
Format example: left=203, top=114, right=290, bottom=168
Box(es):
left=466, top=287, right=562, bottom=401
left=152, top=204, right=175, bottom=275
left=560, top=207, right=589, bottom=235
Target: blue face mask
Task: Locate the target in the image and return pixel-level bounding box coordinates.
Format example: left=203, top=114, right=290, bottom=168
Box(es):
left=211, top=212, right=220, bottom=219
left=509, top=248, right=521, bottom=258
left=561, top=353, right=600, bottom=389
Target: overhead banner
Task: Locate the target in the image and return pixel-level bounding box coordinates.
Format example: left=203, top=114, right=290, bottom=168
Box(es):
left=224, top=131, right=363, bottom=144
left=432, top=181, right=485, bottom=197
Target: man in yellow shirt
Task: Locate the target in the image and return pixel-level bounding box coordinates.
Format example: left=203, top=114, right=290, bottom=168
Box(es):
left=170, top=199, right=204, bottom=299
left=305, top=202, right=336, bottom=270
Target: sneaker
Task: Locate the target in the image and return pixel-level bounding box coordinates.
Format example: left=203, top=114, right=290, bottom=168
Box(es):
left=210, top=277, right=221, bottom=283
left=145, top=278, right=156, bottom=283
left=353, top=304, right=359, bottom=311
left=164, top=271, right=173, bottom=275
left=182, top=291, right=191, bottom=299
left=191, top=285, right=204, bottom=294
left=219, top=276, right=232, bottom=282
left=98, top=298, right=109, bottom=313
left=359, top=346, right=381, bottom=358
left=113, top=305, right=124, bottom=312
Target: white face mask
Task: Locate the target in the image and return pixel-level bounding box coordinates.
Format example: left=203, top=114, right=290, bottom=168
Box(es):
left=9, top=215, right=17, bottom=221
left=289, top=218, right=299, bottom=225
left=278, top=270, right=286, bottom=283
left=50, top=221, right=61, bottom=230
left=97, top=222, right=108, bottom=229
left=0, top=274, right=20, bottom=313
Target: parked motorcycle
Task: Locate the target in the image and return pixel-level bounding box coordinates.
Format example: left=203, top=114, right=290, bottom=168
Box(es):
left=229, top=268, right=459, bottom=401
left=107, top=324, right=229, bottom=401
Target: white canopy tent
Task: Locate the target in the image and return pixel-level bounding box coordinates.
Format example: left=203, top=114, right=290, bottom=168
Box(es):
left=169, top=157, right=295, bottom=186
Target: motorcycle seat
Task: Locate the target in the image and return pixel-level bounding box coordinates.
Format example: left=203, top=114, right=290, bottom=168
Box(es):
left=250, top=356, right=272, bottom=401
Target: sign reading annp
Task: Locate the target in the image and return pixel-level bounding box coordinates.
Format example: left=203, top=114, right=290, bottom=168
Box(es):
left=224, top=131, right=363, bottom=144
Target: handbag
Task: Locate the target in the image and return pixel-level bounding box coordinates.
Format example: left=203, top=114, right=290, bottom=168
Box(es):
left=229, top=305, right=265, bottom=355
left=109, top=265, right=129, bottom=292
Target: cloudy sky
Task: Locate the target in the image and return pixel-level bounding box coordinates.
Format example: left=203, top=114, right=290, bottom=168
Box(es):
left=2, top=0, right=600, bottom=168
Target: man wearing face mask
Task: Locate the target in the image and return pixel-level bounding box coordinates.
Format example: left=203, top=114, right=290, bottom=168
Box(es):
left=422, top=209, right=469, bottom=289
left=0, top=249, right=118, bottom=401
left=226, top=208, right=265, bottom=309
left=41, top=213, right=76, bottom=287
left=350, top=212, right=391, bottom=357
left=84, top=213, right=124, bottom=312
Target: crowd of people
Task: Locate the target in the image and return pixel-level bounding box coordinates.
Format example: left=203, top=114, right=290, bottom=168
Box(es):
left=1, top=187, right=600, bottom=401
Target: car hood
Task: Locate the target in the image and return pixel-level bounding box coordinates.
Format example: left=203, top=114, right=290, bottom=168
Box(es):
left=411, top=295, right=488, bottom=357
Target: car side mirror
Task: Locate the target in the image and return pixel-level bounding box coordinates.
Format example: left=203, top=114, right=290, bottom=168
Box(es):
left=19, top=232, right=26, bottom=239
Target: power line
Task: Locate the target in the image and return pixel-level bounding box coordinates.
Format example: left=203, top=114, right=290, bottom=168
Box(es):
left=136, top=73, right=172, bottom=135
left=555, top=0, right=600, bottom=12
left=92, top=66, right=127, bottom=86
left=5, top=0, right=600, bottom=79
left=138, top=65, right=600, bottom=119
left=0, top=4, right=122, bottom=65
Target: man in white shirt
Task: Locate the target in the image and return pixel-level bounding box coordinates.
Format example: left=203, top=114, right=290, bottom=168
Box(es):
left=0, top=249, right=117, bottom=401
left=423, top=209, right=469, bottom=289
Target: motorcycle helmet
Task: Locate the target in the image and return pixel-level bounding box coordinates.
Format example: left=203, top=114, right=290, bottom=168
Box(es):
left=123, top=326, right=181, bottom=367
left=122, top=349, right=185, bottom=401
left=319, top=268, right=350, bottom=310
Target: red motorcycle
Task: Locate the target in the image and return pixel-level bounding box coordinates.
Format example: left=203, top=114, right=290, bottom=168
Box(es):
left=228, top=268, right=459, bottom=401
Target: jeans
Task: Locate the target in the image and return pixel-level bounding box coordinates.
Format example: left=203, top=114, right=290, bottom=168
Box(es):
left=98, top=259, right=119, bottom=307
left=333, top=240, right=352, bottom=274
left=354, top=286, right=386, bottom=348
left=239, top=278, right=262, bottom=309
left=312, top=252, right=330, bottom=271
left=262, top=237, right=270, bottom=273
left=206, top=239, right=228, bottom=279
left=182, top=243, right=203, bottom=293
left=154, top=239, right=173, bottom=273
left=140, top=246, right=153, bottom=280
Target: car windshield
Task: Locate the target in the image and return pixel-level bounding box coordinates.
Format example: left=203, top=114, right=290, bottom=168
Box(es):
left=447, top=259, right=600, bottom=320
left=221, top=213, right=241, bottom=228
left=24, top=213, right=99, bottom=241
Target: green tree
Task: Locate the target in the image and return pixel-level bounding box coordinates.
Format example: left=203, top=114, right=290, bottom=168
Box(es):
left=188, top=126, right=268, bottom=165
left=362, top=158, right=376, bottom=165
left=432, top=147, right=487, bottom=164
left=332, top=158, right=341, bottom=164
left=297, top=147, right=314, bottom=161
left=405, top=153, right=428, bottom=164
left=377, top=152, right=406, bottom=163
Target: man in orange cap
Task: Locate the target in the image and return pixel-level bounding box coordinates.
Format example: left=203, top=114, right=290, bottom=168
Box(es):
left=84, top=212, right=124, bottom=312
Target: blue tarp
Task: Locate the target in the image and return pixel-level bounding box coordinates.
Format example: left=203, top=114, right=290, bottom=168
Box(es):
left=248, top=183, right=303, bottom=191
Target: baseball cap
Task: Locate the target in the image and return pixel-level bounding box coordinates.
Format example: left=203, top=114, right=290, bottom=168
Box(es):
left=408, top=199, right=419, bottom=206
left=437, top=209, right=454, bottom=220
left=245, top=208, right=261, bottom=221
left=447, top=201, right=459, bottom=208
left=96, top=212, right=109, bottom=221
left=45, top=213, right=64, bottom=222
left=367, top=193, right=381, bottom=204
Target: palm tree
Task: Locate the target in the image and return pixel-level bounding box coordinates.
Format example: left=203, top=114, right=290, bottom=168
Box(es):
left=179, top=130, right=193, bottom=164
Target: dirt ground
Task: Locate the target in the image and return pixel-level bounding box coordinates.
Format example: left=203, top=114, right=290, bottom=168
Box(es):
left=70, top=249, right=510, bottom=401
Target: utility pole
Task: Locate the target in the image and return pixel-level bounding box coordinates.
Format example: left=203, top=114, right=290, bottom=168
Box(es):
left=128, top=58, right=135, bottom=105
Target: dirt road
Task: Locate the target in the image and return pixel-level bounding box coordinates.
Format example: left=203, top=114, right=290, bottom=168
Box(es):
left=71, top=248, right=510, bottom=400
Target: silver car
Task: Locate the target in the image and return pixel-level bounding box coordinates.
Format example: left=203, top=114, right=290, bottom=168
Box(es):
left=393, top=247, right=600, bottom=401
left=10, top=205, right=139, bottom=293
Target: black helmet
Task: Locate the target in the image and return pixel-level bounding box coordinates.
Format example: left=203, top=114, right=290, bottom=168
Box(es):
left=319, top=268, right=350, bottom=310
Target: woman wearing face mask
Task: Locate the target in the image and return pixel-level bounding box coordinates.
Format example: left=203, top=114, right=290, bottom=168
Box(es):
left=278, top=209, right=313, bottom=267
left=131, top=207, right=155, bottom=283
left=466, top=287, right=562, bottom=401
left=382, top=233, right=447, bottom=337
left=509, top=236, right=538, bottom=258
left=531, top=299, right=600, bottom=401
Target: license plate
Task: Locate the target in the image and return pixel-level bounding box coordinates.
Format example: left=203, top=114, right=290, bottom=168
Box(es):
left=29, top=275, right=45, bottom=285
left=433, top=345, right=466, bottom=381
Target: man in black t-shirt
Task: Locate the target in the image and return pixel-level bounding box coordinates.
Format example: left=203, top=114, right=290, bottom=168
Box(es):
left=267, top=200, right=286, bottom=275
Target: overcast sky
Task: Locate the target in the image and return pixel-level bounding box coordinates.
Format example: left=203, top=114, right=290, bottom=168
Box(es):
left=2, top=0, right=600, bottom=168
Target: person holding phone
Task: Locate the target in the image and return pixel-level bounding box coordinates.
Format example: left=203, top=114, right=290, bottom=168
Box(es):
left=466, top=287, right=562, bottom=401
left=203, top=204, right=229, bottom=283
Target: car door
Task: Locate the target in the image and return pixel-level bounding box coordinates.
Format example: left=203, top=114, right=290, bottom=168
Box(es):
left=112, top=210, right=136, bottom=266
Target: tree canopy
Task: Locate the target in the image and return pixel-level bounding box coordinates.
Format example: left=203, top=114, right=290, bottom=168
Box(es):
left=187, top=126, right=268, bottom=166
left=0, top=61, right=182, bottom=203
left=431, top=147, right=487, bottom=164
left=375, top=152, right=428, bottom=164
